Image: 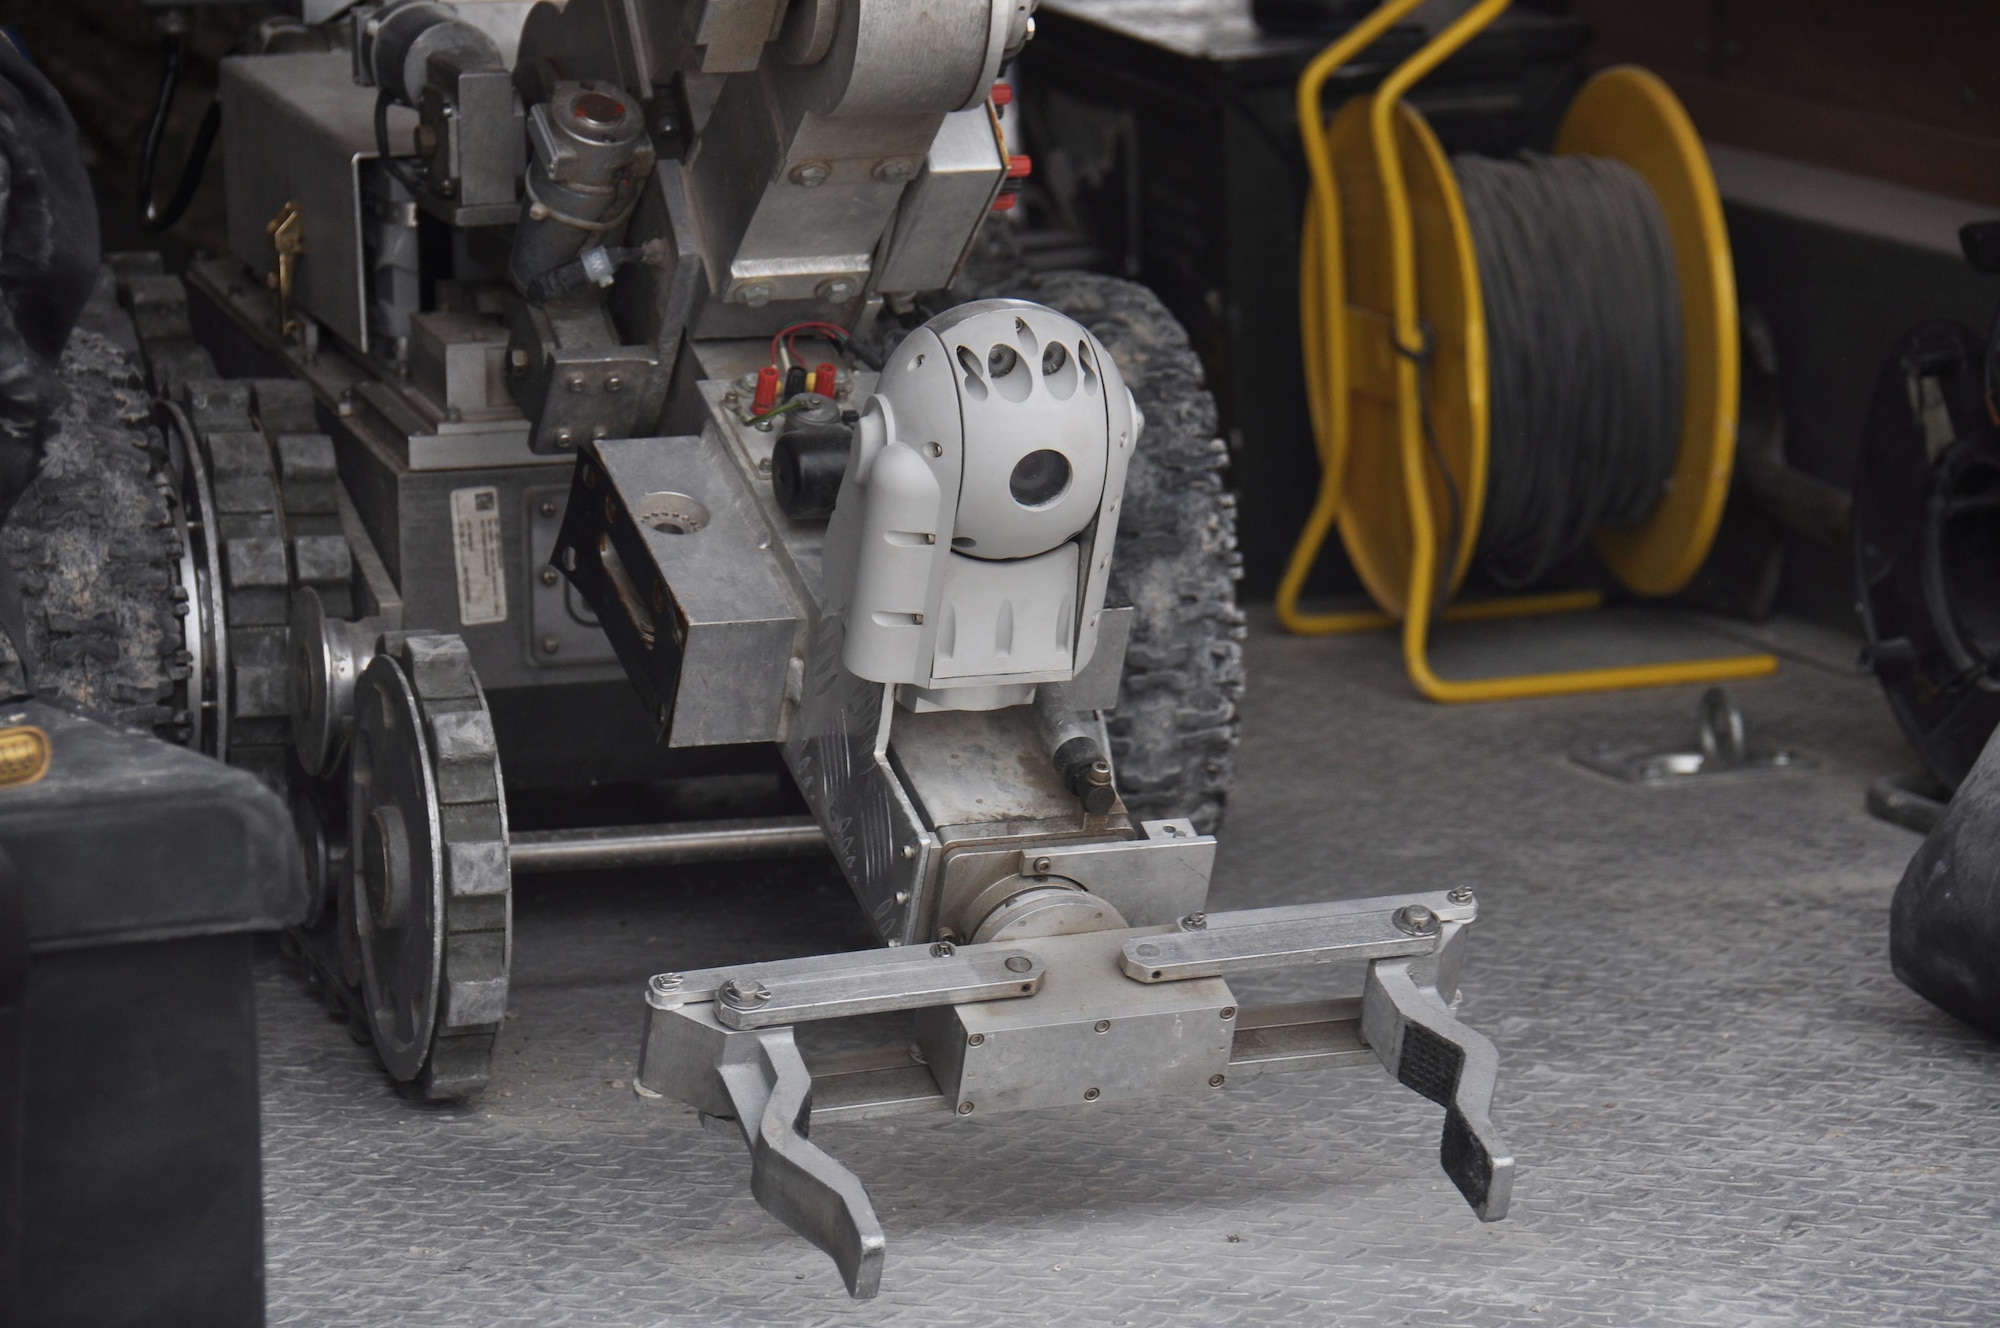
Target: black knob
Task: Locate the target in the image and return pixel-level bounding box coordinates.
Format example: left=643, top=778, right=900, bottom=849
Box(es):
left=772, top=421, right=851, bottom=520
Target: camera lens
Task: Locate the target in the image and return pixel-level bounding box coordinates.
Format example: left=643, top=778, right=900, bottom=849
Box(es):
left=1008, top=449, right=1070, bottom=507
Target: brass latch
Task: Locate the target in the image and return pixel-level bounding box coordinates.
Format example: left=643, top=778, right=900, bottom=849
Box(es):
left=266, top=200, right=305, bottom=340
left=0, top=725, right=50, bottom=788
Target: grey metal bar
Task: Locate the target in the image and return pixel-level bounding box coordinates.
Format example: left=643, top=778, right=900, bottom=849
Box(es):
left=507, top=815, right=826, bottom=874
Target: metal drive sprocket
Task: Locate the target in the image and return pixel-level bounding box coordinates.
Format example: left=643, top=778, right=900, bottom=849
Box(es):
left=349, top=632, right=512, bottom=1099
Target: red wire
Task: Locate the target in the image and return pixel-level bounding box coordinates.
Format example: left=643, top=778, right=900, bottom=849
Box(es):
left=769, top=321, right=851, bottom=369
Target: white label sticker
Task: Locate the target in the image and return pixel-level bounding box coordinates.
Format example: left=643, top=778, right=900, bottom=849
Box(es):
left=450, top=486, right=509, bottom=626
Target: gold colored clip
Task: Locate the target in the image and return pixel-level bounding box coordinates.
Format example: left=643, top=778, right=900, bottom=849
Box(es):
left=266, top=200, right=306, bottom=340
left=0, top=725, right=51, bottom=789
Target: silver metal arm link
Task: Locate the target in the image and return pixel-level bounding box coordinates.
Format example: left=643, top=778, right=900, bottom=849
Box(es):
left=1361, top=956, right=1515, bottom=1221
left=716, top=1027, right=887, bottom=1298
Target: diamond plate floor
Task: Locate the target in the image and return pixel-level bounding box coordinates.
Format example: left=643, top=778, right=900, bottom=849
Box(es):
left=257, top=608, right=2000, bottom=1325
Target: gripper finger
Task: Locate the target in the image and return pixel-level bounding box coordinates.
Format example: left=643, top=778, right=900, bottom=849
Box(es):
left=717, top=1030, right=887, bottom=1298
left=1361, top=956, right=1515, bottom=1222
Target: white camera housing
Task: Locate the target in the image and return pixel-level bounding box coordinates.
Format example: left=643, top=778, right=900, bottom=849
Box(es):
left=821, top=299, right=1139, bottom=711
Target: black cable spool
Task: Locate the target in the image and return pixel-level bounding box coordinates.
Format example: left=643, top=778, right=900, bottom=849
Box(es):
left=1855, top=319, right=2000, bottom=791
left=1449, top=150, right=1686, bottom=590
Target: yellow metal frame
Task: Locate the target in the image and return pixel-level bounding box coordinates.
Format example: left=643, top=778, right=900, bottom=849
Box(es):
left=1275, top=0, right=1777, bottom=701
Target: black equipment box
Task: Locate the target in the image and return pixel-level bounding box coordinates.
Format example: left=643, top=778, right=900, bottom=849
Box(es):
left=0, top=699, right=305, bottom=1327
left=1017, top=0, right=1587, bottom=598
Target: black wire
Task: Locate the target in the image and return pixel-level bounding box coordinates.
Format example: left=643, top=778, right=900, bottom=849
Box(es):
left=1453, top=151, right=1684, bottom=590
left=137, top=32, right=223, bottom=233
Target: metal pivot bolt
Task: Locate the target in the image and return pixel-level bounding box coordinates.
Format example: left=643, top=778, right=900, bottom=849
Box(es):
left=930, top=940, right=956, bottom=958
left=719, top=978, right=772, bottom=1009
left=649, top=973, right=683, bottom=995
left=1003, top=955, right=1032, bottom=973
left=1394, top=904, right=1439, bottom=937
left=1180, top=912, right=1208, bottom=931
left=1448, top=886, right=1476, bottom=905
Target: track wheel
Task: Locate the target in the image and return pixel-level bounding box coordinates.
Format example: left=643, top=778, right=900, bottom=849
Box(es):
left=348, top=632, right=512, bottom=1099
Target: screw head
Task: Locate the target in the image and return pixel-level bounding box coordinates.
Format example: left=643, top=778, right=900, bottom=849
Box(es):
left=648, top=972, right=682, bottom=994
left=538, top=499, right=560, bottom=518
left=1083, top=1087, right=1101, bottom=1102
left=1394, top=904, right=1439, bottom=937
left=1219, top=1005, right=1236, bottom=1020
left=719, top=978, right=771, bottom=1008
left=566, top=374, right=586, bottom=394
left=509, top=347, right=530, bottom=376
left=1181, top=912, right=1207, bottom=931
left=873, top=157, right=920, bottom=183
left=1093, top=1019, right=1111, bottom=1033
left=967, top=1032, right=985, bottom=1047
left=957, top=1101, right=975, bottom=1116
left=606, top=375, right=623, bottom=394
left=555, top=429, right=575, bottom=449
left=540, top=635, right=560, bottom=655
left=540, top=568, right=560, bottom=586
left=790, top=161, right=831, bottom=188
left=817, top=277, right=858, bottom=305
left=931, top=940, right=956, bottom=958
left=756, top=456, right=773, bottom=476
left=738, top=283, right=773, bottom=308
left=1032, top=855, right=1052, bottom=874
left=1208, top=1073, right=1226, bottom=1088
left=1447, top=886, right=1475, bottom=905
left=1004, top=955, right=1032, bottom=973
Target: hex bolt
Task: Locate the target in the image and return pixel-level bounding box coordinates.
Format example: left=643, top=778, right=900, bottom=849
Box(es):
left=1208, top=1073, right=1226, bottom=1088
left=756, top=456, right=773, bottom=476
left=541, top=635, right=560, bottom=655
left=718, top=978, right=772, bottom=1009
left=1181, top=912, right=1207, bottom=931
left=817, top=277, right=858, bottom=304
left=508, top=348, right=531, bottom=376
left=606, top=375, right=623, bottom=394
left=1083, top=1087, right=1101, bottom=1102
left=1003, top=955, right=1032, bottom=973
left=957, top=1101, right=975, bottom=1116
left=1093, top=1019, right=1111, bottom=1034
left=538, top=500, right=560, bottom=518
left=1394, top=904, right=1439, bottom=937
left=1219, top=1005, right=1236, bottom=1020
left=967, top=1033, right=985, bottom=1047
left=1447, top=886, right=1476, bottom=905
left=566, top=375, right=586, bottom=394
left=790, top=161, right=831, bottom=188
left=873, top=157, right=919, bottom=183
left=738, top=283, right=774, bottom=308
left=555, top=429, right=574, bottom=449
left=648, top=973, right=683, bottom=995
left=902, top=845, right=917, bottom=859
left=931, top=940, right=956, bottom=958
left=540, top=568, right=560, bottom=586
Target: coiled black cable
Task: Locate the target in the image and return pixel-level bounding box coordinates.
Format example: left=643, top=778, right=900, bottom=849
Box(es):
left=1453, top=151, right=1684, bottom=590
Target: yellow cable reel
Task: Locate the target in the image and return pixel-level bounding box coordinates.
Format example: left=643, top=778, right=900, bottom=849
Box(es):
left=1277, top=0, right=1777, bottom=701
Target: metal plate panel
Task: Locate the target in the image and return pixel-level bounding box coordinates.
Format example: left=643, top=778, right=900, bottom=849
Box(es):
left=255, top=613, right=2000, bottom=1325
left=915, top=930, right=1234, bottom=1116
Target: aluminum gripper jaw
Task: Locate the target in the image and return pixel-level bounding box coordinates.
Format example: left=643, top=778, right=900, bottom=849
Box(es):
left=637, top=892, right=1513, bottom=1297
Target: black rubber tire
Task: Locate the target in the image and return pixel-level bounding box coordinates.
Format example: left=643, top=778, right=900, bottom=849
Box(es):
left=0, top=280, right=186, bottom=735
left=993, top=271, right=1246, bottom=833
